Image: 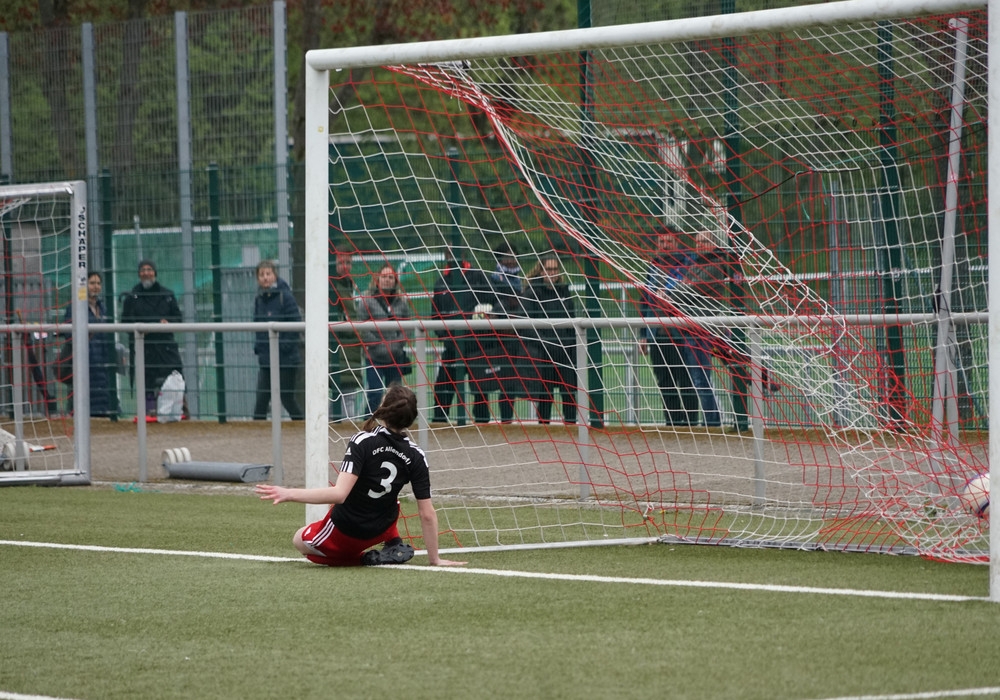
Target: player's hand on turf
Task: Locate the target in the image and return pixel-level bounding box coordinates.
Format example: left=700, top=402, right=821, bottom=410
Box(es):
left=255, top=483, right=290, bottom=504
left=430, top=558, right=467, bottom=567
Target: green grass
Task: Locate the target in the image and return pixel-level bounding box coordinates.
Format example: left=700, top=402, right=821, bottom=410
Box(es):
left=2, top=486, right=999, bottom=700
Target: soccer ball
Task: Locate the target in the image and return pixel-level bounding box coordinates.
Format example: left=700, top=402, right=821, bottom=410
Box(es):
left=958, top=473, right=990, bottom=519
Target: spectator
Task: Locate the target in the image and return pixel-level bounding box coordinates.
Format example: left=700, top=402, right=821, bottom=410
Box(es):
left=61, top=271, right=117, bottom=417
left=638, top=225, right=719, bottom=427
left=521, top=254, right=578, bottom=424
left=251, top=260, right=304, bottom=421
left=254, top=385, right=465, bottom=567
left=330, top=246, right=363, bottom=421
left=641, top=225, right=776, bottom=429
left=121, top=259, right=184, bottom=418
left=489, top=241, right=524, bottom=317
left=358, top=262, right=413, bottom=416
left=684, top=238, right=780, bottom=428
left=463, top=243, right=532, bottom=423
left=431, top=248, right=475, bottom=423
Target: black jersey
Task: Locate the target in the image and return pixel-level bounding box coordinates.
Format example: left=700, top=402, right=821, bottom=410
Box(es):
left=329, top=425, right=431, bottom=539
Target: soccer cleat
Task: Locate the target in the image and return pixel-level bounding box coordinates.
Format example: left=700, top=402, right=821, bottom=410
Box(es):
left=360, top=549, right=382, bottom=566
left=380, top=541, right=415, bottom=564
left=360, top=540, right=415, bottom=566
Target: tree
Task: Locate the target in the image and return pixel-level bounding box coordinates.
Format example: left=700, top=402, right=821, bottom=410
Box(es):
left=38, top=0, right=82, bottom=177
left=113, top=0, right=151, bottom=175
left=6, top=0, right=575, bottom=295
left=285, top=0, right=575, bottom=297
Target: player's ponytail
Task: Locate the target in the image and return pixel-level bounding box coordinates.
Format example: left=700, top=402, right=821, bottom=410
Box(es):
left=362, top=384, right=418, bottom=434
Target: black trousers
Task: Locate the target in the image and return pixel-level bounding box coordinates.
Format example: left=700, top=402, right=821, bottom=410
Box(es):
left=432, top=341, right=465, bottom=420
left=253, top=365, right=303, bottom=420
left=647, top=331, right=699, bottom=426
left=531, top=350, right=578, bottom=423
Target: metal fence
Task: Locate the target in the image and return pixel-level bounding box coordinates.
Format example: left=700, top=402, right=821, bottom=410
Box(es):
left=0, top=4, right=292, bottom=421
left=2, top=310, right=985, bottom=485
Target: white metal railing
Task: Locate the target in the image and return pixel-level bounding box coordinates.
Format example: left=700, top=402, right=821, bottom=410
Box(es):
left=0, top=311, right=984, bottom=485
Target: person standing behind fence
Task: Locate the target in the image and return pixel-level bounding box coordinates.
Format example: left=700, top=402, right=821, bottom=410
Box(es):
left=121, top=259, right=184, bottom=418
left=489, top=242, right=534, bottom=420
left=252, top=260, right=304, bottom=421
left=61, top=271, right=117, bottom=417
left=521, top=254, right=578, bottom=425
left=431, top=248, right=477, bottom=423
left=330, top=246, right=363, bottom=420
left=464, top=244, right=529, bottom=424
left=358, top=262, right=413, bottom=416
left=639, top=225, right=722, bottom=428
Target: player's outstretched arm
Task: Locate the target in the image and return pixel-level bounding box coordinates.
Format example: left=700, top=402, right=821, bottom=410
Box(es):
left=416, top=498, right=466, bottom=566
left=255, top=474, right=358, bottom=506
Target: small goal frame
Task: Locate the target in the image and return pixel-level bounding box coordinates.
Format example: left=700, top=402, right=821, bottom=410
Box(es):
left=0, top=180, right=90, bottom=485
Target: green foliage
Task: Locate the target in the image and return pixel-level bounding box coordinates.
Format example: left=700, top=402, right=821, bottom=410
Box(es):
left=187, top=12, right=275, bottom=169
left=9, top=86, right=62, bottom=179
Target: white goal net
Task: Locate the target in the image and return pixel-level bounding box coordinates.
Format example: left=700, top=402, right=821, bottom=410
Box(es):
left=304, top=0, right=993, bottom=564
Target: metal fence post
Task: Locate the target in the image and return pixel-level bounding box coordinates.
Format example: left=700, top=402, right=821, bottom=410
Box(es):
left=208, top=163, right=227, bottom=423
left=175, top=11, right=198, bottom=418
left=0, top=32, right=11, bottom=181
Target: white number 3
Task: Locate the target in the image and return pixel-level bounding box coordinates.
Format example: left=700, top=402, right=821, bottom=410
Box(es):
left=367, top=460, right=397, bottom=499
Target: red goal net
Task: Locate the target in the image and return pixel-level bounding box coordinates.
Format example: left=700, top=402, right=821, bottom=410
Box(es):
left=319, top=8, right=989, bottom=561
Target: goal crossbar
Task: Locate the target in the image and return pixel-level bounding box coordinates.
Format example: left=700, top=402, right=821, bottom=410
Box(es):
left=306, top=0, right=986, bottom=71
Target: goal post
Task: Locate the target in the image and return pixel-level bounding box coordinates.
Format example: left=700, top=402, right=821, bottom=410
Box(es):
left=304, top=63, right=332, bottom=525
left=988, top=0, right=1000, bottom=603
left=0, top=180, right=90, bottom=485
left=304, top=0, right=995, bottom=594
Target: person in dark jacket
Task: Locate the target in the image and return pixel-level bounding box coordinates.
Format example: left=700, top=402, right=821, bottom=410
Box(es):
left=638, top=225, right=710, bottom=427
left=463, top=243, right=533, bottom=423
left=431, top=249, right=475, bottom=423
left=640, top=225, right=769, bottom=429
left=329, top=245, right=363, bottom=421
left=252, top=260, right=303, bottom=420
left=120, top=259, right=184, bottom=417
left=62, top=271, right=117, bottom=417
left=521, top=254, right=578, bottom=424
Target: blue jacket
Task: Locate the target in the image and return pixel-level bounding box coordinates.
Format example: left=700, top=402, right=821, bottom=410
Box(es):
left=640, top=250, right=697, bottom=341
left=253, top=278, right=302, bottom=367
left=64, top=299, right=115, bottom=415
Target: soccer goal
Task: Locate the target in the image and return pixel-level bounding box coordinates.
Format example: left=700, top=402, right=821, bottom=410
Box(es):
left=0, top=181, right=91, bottom=485
left=303, top=0, right=996, bottom=579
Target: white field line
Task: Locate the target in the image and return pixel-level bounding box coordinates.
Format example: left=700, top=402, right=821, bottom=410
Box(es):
left=2, top=539, right=989, bottom=603
left=808, top=689, right=1000, bottom=700
left=2, top=687, right=996, bottom=700
left=0, top=540, right=301, bottom=562
left=387, top=564, right=988, bottom=602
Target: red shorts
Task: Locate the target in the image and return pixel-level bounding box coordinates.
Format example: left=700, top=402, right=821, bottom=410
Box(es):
left=299, top=514, right=400, bottom=567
